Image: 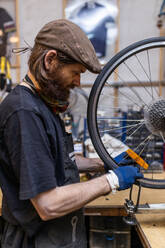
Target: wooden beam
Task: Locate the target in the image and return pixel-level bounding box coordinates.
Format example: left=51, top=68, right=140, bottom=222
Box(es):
left=113, top=87, right=119, bottom=114
left=62, top=0, right=67, bottom=18
left=159, top=27, right=165, bottom=96
left=114, top=0, right=120, bottom=109
left=15, top=0, right=20, bottom=82
left=81, top=81, right=165, bottom=88
left=115, top=0, right=120, bottom=57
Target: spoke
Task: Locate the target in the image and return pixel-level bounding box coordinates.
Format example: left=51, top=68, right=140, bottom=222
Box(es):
left=98, top=118, right=144, bottom=122
left=101, top=87, right=140, bottom=103
left=114, top=121, right=144, bottom=139
left=135, top=54, right=155, bottom=100
left=100, top=90, right=139, bottom=106
left=105, top=82, right=144, bottom=108
left=107, top=122, right=145, bottom=159
left=97, top=107, right=121, bottom=111
left=118, top=133, right=152, bottom=166
left=99, top=121, right=145, bottom=133
left=144, top=138, right=150, bottom=162
left=124, top=121, right=145, bottom=139
left=109, top=121, right=145, bottom=159
left=118, top=88, right=146, bottom=108
left=138, top=136, right=151, bottom=157
left=160, top=131, right=165, bottom=142
left=123, top=61, right=153, bottom=100
left=143, top=137, right=155, bottom=179
left=130, top=134, right=152, bottom=155
left=118, top=119, right=144, bottom=122
left=113, top=71, right=147, bottom=105
left=146, top=50, right=159, bottom=97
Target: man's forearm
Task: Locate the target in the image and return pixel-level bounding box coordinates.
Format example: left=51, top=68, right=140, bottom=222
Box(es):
left=75, top=155, right=104, bottom=173
left=31, top=174, right=110, bottom=221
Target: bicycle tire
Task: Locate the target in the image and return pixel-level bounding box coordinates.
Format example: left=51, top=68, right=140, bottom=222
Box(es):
left=87, top=37, right=165, bottom=189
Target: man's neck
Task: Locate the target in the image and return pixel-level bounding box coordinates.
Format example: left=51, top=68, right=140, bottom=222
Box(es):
left=27, top=71, right=41, bottom=91
left=20, top=71, right=40, bottom=93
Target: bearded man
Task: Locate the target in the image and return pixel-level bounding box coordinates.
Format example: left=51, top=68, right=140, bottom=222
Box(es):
left=0, top=19, right=143, bottom=248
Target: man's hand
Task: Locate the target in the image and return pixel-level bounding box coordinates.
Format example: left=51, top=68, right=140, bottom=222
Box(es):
left=106, top=166, right=144, bottom=192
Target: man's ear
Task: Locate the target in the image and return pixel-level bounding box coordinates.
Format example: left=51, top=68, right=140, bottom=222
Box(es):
left=44, top=50, right=57, bottom=70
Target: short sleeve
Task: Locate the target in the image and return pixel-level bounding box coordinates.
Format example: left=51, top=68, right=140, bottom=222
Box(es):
left=4, top=109, right=57, bottom=200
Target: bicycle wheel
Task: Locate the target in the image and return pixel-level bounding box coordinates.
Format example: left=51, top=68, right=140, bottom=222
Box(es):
left=87, top=37, right=165, bottom=189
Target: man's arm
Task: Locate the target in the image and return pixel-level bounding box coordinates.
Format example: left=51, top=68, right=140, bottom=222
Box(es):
left=31, top=166, right=143, bottom=221
left=31, top=174, right=110, bottom=221
left=75, top=155, right=105, bottom=173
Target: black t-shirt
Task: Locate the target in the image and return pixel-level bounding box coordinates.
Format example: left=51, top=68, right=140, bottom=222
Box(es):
left=0, top=8, right=16, bottom=56
left=0, top=85, right=70, bottom=236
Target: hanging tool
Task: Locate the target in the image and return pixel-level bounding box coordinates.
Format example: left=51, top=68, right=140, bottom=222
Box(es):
left=0, top=56, right=12, bottom=92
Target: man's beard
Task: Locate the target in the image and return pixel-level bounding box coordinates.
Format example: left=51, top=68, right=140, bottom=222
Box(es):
left=41, top=79, right=70, bottom=102
left=39, top=64, right=70, bottom=102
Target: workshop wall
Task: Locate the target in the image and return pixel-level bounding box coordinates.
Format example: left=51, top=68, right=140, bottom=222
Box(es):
left=1, top=0, right=164, bottom=97
left=18, top=0, right=63, bottom=80
left=119, top=0, right=160, bottom=49
left=12, top=0, right=161, bottom=82
left=82, top=0, right=162, bottom=86
left=117, top=0, right=165, bottom=110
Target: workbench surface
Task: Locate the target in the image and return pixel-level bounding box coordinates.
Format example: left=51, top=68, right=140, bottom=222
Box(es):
left=85, top=182, right=165, bottom=248
left=135, top=214, right=165, bottom=248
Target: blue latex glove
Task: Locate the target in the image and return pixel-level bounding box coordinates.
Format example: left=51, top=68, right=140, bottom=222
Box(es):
left=113, top=166, right=144, bottom=190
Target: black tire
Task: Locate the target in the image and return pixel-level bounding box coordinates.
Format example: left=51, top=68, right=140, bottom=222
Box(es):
left=87, top=37, right=165, bottom=189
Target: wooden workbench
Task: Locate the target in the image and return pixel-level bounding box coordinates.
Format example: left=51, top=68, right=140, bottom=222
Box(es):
left=85, top=184, right=165, bottom=248
left=135, top=214, right=165, bottom=248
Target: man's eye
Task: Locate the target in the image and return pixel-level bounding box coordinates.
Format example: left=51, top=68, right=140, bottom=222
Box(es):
left=74, top=72, right=79, bottom=76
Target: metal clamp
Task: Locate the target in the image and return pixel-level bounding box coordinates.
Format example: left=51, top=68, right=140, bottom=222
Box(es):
left=123, top=184, right=142, bottom=226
